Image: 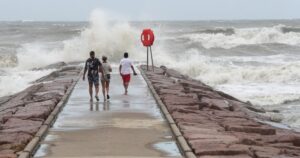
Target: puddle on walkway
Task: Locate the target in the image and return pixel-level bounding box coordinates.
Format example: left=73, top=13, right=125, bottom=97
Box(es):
left=44, top=134, right=59, bottom=141
left=153, top=141, right=182, bottom=157
left=33, top=70, right=183, bottom=157
left=34, top=144, right=49, bottom=157
left=111, top=118, right=165, bottom=129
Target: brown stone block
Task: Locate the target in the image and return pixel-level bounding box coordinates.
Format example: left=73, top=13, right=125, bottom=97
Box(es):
left=162, top=94, right=200, bottom=106
left=0, top=132, right=32, bottom=150
left=172, top=112, right=211, bottom=124
left=225, top=125, right=276, bottom=135
left=249, top=146, right=281, bottom=158
left=179, top=79, right=211, bottom=90
left=181, top=127, right=219, bottom=135
left=11, top=104, right=52, bottom=120
left=293, top=137, right=300, bottom=147
left=158, top=88, right=183, bottom=95
left=187, top=134, right=238, bottom=144
left=200, top=155, right=252, bottom=158
left=177, top=122, right=223, bottom=131
left=194, top=143, right=249, bottom=156
left=201, top=97, right=231, bottom=110
left=1, top=118, right=42, bottom=135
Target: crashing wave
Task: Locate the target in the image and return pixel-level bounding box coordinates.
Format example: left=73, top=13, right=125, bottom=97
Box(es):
left=0, top=54, right=18, bottom=67
left=11, top=10, right=139, bottom=70
left=281, top=97, right=300, bottom=105
left=0, top=9, right=140, bottom=97
left=156, top=50, right=300, bottom=85
left=181, top=25, right=300, bottom=49
left=193, top=28, right=235, bottom=35
left=281, top=26, right=300, bottom=33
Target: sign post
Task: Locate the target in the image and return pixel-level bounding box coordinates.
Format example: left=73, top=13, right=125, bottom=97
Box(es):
left=141, top=29, right=155, bottom=71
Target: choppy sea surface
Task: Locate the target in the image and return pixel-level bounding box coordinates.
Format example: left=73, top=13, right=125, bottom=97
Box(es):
left=1, top=18, right=300, bottom=129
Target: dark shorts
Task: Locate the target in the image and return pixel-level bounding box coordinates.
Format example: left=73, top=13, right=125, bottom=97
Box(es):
left=101, top=74, right=111, bottom=82
left=88, top=74, right=99, bottom=86
left=121, top=74, right=131, bottom=83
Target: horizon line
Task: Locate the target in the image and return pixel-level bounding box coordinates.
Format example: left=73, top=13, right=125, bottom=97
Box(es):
left=1, top=18, right=300, bottom=23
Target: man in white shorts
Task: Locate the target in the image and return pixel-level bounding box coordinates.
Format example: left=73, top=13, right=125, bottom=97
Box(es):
left=119, top=52, right=137, bottom=95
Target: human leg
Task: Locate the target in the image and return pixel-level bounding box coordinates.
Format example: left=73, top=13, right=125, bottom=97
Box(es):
left=89, top=83, right=93, bottom=101
left=123, top=74, right=130, bottom=95
left=124, top=82, right=129, bottom=95
left=95, top=84, right=99, bottom=101
left=93, top=74, right=100, bottom=101
left=106, top=81, right=110, bottom=99
left=101, top=80, right=106, bottom=101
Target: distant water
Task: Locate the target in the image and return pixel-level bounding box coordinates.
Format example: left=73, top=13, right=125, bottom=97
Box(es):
left=1, top=18, right=300, bottom=129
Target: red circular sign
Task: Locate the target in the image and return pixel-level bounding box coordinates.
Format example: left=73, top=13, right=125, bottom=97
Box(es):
left=141, top=29, right=155, bottom=47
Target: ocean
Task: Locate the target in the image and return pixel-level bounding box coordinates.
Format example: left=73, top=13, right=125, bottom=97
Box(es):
left=1, top=16, right=300, bottom=129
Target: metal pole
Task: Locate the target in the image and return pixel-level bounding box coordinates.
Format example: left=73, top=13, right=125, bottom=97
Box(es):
left=147, top=46, right=149, bottom=71
left=150, top=46, right=154, bottom=72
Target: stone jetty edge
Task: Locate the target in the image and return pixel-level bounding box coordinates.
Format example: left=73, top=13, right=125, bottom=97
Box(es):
left=139, top=66, right=197, bottom=158
left=17, top=67, right=83, bottom=158
left=139, top=65, right=300, bottom=158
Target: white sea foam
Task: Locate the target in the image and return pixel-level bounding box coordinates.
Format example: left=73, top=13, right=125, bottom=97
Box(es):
left=62, top=10, right=140, bottom=63
left=0, top=9, right=140, bottom=97
left=217, top=83, right=300, bottom=106
left=0, top=54, right=17, bottom=67
left=153, top=48, right=300, bottom=107
left=15, top=9, right=139, bottom=70
left=182, top=25, right=300, bottom=49
left=2, top=15, right=300, bottom=129
left=0, top=69, right=53, bottom=97
left=157, top=50, right=300, bottom=85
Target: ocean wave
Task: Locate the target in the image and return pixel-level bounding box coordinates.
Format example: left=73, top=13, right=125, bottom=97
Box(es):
left=153, top=48, right=300, bottom=107
left=281, top=98, right=300, bottom=105
left=182, top=25, right=300, bottom=49
left=0, top=9, right=140, bottom=97
left=156, top=50, right=300, bottom=85
left=0, top=69, right=52, bottom=97
left=192, top=28, right=235, bottom=35
left=9, top=9, right=139, bottom=70
left=217, top=83, right=300, bottom=106
left=281, top=26, right=300, bottom=33
left=0, top=54, right=18, bottom=67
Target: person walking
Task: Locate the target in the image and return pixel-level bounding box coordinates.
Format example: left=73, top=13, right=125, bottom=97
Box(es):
left=119, top=52, right=137, bottom=95
left=101, top=56, right=112, bottom=101
left=83, top=51, right=103, bottom=102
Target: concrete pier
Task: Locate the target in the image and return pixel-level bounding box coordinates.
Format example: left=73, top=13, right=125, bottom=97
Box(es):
left=33, top=69, right=182, bottom=158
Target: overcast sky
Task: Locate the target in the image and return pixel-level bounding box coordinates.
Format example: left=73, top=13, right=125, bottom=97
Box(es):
left=0, top=0, right=300, bottom=21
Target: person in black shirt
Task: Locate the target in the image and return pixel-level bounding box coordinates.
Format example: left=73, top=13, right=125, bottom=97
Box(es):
left=83, top=51, right=103, bottom=102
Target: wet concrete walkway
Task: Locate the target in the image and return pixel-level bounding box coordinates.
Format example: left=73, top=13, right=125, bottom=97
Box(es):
left=34, top=69, right=182, bottom=158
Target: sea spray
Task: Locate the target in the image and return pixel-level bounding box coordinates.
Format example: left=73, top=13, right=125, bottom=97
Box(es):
left=0, top=9, right=140, bottom=97
left=181, top=25, right=300, bottom=49
left=62, top=10, right=139, bottom=63
left=16, top=10, right=139, bottom=70
left=0, top=69, right=53, bottom=96
left=2, top=19, right=300, bottom=129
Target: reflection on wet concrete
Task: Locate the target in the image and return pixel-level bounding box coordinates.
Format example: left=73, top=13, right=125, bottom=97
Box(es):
left=90, top=101, right=111, bottom=111
left=34, top=69, right=182, bottom=157
left=153, top=141, right=182, bottom=157
left=34, top=144, right=49, bottom=157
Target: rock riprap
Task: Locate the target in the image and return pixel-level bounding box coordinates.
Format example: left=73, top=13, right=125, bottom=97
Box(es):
left=141, top=65, right=300, bottom=158
left=0, top=63, right=81, bottom=158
